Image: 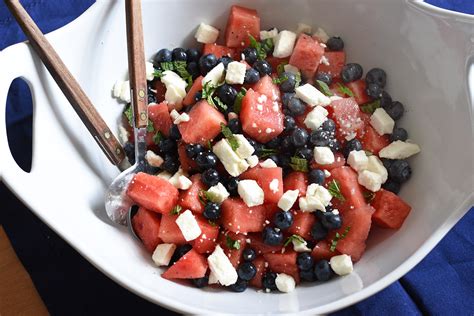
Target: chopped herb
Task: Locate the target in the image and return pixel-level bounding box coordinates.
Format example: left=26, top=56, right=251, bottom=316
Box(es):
left=153, top=69, right=163, bottom=78
left=233, top=87, right=247, bottom=114
left=198, top=190, right=207, bottom=206
left=295, top=71, right=302, bottom=88
left=257, top=147, right=279, bottom=159
left=170, top=205, right=182, bottom=215
left=261, top=38, right=274, bottom=54
left=123, top=104, right=133, bottom=127
left=207, top=140, right=212, bottom=150
left=147, top=119, right=155, bottom=133
left=337, top=82, right=354, bottom=97
left=289, top=156, right=309, bottom=172
left=221, top=123, right=239, bottom=151
left=249, top=34, right=268, bottom=60
left=316, top=80, right=334, bottom=96
left=327, top=179, right=346, bottom=201
left=360, top=99, right=381, bottom=114
left=284, top=234, right=306, bottom=247
left=173, top=61, right=193, bottom=88
left=363, top=191, right=376, bottom=203
left=276, top=62, right=289, bottom=76
left=208, top=220, right=217, bottom=227
left=213, top=96, right=228, bottom=111
left=153, top=131, right=164, bottom=145
left=226, top=235, right=241, bottom=250
left=329, top=226, right=351, bottom=252
left=273, top=75, right=288, bottom=85
left=364, top=150, right=373, bottom=156
left=160, top=61, right=174, bottom=71
left=202, top=80, right=226, bottom=110
left=203, top=190, right=219, bottom=203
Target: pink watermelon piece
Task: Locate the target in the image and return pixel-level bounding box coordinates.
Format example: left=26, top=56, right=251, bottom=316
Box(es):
left=131, top=207, right=162, bottom=253
left=162, top=248, right=208, bottom=279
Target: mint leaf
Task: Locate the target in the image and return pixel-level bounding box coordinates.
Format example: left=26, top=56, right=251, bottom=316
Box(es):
left=330, top=226, right=351, bottom=252
left=295, top=72, right=302, bottom=88
left=198, top=190, right=208, bottom=206
left=360, top=99, right=381, bottom=114
left=147, top=119, right=155, bottom=133
left=233, top=87, right=247, bottom=114
left=284, top=234, right=306, bottom=247
left=277, top=62, right=288, bottom=76
left=327, top=179, right=346, bottom=202
left=123, top=104, right=133, bottom=127
left=160, top=61, right=174, bottom=71
left=153, top=131, right=163, bottom=145
left=261, top=38, right=274, bottom=54
left=226, top=235, right=241, bottom=250
left=316, top=80, right=334, bottom=96
left=170, top=205, right=182, bottom=215
left=221, top=123, right=239, bottom=151
left=363, top=191, right=376, bottom=203
left=173, top=61, right=193, bottom=88
left=337, top=82, right=354, bottom=97
left=213, top=96, right=228, bottom=111
left=289, top=156, right=309, bottom=172
left=257, top=147, right=279, bottom=159
left=249, top=34, right=268, bottom=60
left=153, top=69, right=163, bottom=78
left=273, top=75, right=288, bottom=85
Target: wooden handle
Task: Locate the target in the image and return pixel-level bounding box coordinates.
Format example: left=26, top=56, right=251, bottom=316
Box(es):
left=125, top=0, right=148, bottom=129
left=4, top=0, right=125, bottom=166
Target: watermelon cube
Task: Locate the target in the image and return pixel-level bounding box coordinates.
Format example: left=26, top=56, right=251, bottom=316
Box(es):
left=371, top=189, right=412, bottom=229
left=288, top=210, right=316, bottom=240
left=329, top=166, right=367, bottom=213
left=283, top=171, right=308, bottom=198
left=202, top=43, right=237, bottom=59
left=225, top=5, right=260, bottom=48
left=289, top=34, right=325, bottom=80
left=329, top=97, right=367, bottom=144
left=264, top=251, right=300, bottom=284
left=361, top=125, right=390, bottom=155
left=240, top=166, right=283, bottom=204
left=178, top=174, right=206, bottom=214
left=253, top=74, right=281, bottom=100
left=158, top=214, right=187, bottom=245
left=162, top=248, right=208, bottom=280
left=127, top=172, right=179, bottom=215
left=148, top=102, right=172, bottom=137
left=247, top=233, right=283, bottom=255
left=191, top=216, right=219, bottom=254
left=221, top=198, right=266, bottom=233
left=317, top=51, right=346, bottom=79
left=266, top=56, right=289, bottom=74
left=249, top=256, right=266, bottom=288
left=178, top=142, right=199, bottom=173
left=131, top=207, right=162, bottom=253
left=311, top=240, right=339, bottom=261
left=346, top=79, right=372, bottom=105
left=218, top=232, right=247, bottom=267
left=264, top=203, right=280, bottom=222
left=178, top=100, right=226, bottom=145
left=182, top=76, right=203, bottom=107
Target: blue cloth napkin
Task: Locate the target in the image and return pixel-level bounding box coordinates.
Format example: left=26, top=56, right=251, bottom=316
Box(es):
left=0, top=1, right=473, bottom=315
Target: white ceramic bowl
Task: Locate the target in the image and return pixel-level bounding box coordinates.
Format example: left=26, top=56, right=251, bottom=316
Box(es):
left=0, top=0, right=473, bottom=314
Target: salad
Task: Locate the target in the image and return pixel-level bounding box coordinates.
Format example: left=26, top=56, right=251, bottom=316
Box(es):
left=112, top=5, right=421, bottom=293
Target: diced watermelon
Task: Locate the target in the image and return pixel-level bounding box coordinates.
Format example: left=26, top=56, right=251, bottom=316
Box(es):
left=127, top=172, right=179, bottom=215
left=153, top=80, right=167, bottom=103
left=178, top=142, right=199, bottom=173
left=248, top=233, right=282, bottom=255
left=329, top=97, right=367, bottom=144
left=148, top=102, right=172, bottom=137
left=249, top=256, right=266, bottom=288
left=361, top=125, right=390, bottom=155
left=178, top=100, right=226, bottom=145
left=240, top=166, right=283, bottom=204
left=346, top=79, right=372, bottom=105
left=311, top=240, right=339, bottom=261
left=284, top=171, right=308, bottom=198
left=329, top=167, right=367, bottom=213
left=162, top=249, right=208, bottom=280
left=264, top=203, right=280, bottom=221
left=371, top=189, right=412, bottom=229
left=221, top=198, right=266, bottom=233
left=225, top=5, right=260, bottom=48
left=219, top=232, right=247, bottom=267
left=183, top=76, right=203, bottom=107
left=253, top=75, right=281, bottom=100
left=131, top=207, right=162, bottom=253
left=264, top=251, right=300, bottom=284
left=311, top=152, right=346, bottom=171
left=289, top=34, right=325, bottom=80
left=202, top=44, right=237, bottom=59
left=317, top=51, right=346, bottom=79
left=191, top=216, right=219, bottom=254
left=266, top=56, right=289, bottom=74
left=287, top=210, right=316, bottom=240
left=158, top=214, right=187, bottom=245
left=178, top=174, right=206, bottom=214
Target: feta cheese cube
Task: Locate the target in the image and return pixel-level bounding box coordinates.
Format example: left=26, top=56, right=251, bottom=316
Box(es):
left=295, top=83, right=331, bottom=107
left=273, top=30, right=297, bottom=58
left=208, top=270, right=219, bottom=285
left=330, top=254, right=353, bottom=276
left=169, top=109, right=180, bottom=121
left=278, top=189, right=299, bottom=211
left=113, top=80, right=124, bottom=99
left=324, top=169, right=331, bottom=177
left=207, top=182, right=230, bottom=204
left=213, top=140, right=249, bottom=177
left=260, top=159, right=278, bottom=169
left=234, top=134, right=255, bottom=159
left=152, top=243, right=176, bottom=266
left=119, top=80, right=131, bottom=103
left=299, top=195, right=325, bottom=212
left=379, top=140, right=421, bottom=159
left=304, top=105, right=329, bottom=130
left=168, top=168, right=186, bottom=188
left=292, top=238, right=311, bottom=252
left=173, top=112, right=190, bottom=125
left=366, top=155, right=388, bottom=183
left=358, top=170, right=383, bottom=192
left=370, top=108, right=395, bottom=135
left=238, top=180, right=264, bottom=207
left=177, top=175, right=192, bottom=190
left=203, top=63, right=225, bottom=86
left=347, top=150, right=369, bottom=172
left=118, top=125, right=130, bottom=144
left=175, top=210, right=202, bottom=241
left=156, top=171, right=172, bottom=180
left=165, top=84, right=186, bottom=108
left=275, top=273, right=296, bottom=293
left=296, top=23, right=312, bottom=35
left=314, top=146, right=335, bottom=165
left=269, top=179, right=280, bottom=194
left=320, top=55, right=330, bottom=66
left=225, top=61, right=246, bottom=85
left=313, top=27, right=329, bottom=43
left=283, top=64, right=300, bottom=75
left=145, top=150, right=164, bottom=168
left=311, top=184, right=333, bottom=206
left=146, top=61, right=155, bottom=81
left=161, top=70, right=187, bottom=92
left=260, top=28, right=279, bottom=40
left=207, top=245, right=238, bottom=286
left=195, top=23, right=220, bottom=44
left=246, top=155, right=259, bottom=168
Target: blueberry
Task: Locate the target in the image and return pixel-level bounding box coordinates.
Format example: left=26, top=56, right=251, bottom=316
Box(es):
left=253, top=60, right=272, bottom=76
left=159, top=139, right=177, bottom=153
left=268, top=155, right=280, bottom=165
left=366, top=68, right=387, bottom=88
left=186, top=48, right=201, bottom=63
left=242, top=47, right=258, bottom=65
left=228, top=118, right=241, bottom=134
left=320, top=212, right=342, bottom=230
left=162, top=155, right=179, bottom=173
left=383, top=180, right=401, bottom=194
left=185, top=144, right=197, bottom=159
left=390, top=127, right=408, bottom=142
left=314, top=209, right=326, bottom=221
left=169, top=124, right=181, bottom=141
left=384, top=101, right=405, bottom=121
left=291, top=127, right=309, bottom=148
left=381, top=158, right=394, bottom=170
left=278, top=154, right=291, bottom=169
left=186, top=61, right=200, bottom=79
left=308, top=169, right=326, bottom=185
left=124, top=142, right=135, bottom=165
left=327, top=138, right=341, bottom=152
left=341, top=63, right=363, bottom=83
left=311, top=221, right=328, bottom=241
left=144, top=160, right=160, bottom=175
left=195, top=151, right=217, bottom=169
left=217, top=56, right=233, bottom=69
left=310, top=130, right=331, bottom=147
left=300, top=268, right=316, bottom=282
left=266, top=137, right=281, bottom=149
left=262, top=227, right=283, bottom=246
left=366, top=83, right=383, bottom=99
left=321, top=118, right=336, bottom=133
left=274, top=211, right=294, bottom=230
left=388, top=159, right=412, bottom=183
left=172, top=47, right=187, bottom=62
left=201, top=168, right=220, bottom=186
left=314, top=259, right=333, bottom=281
left=380, top=91, right=393, bottom=109
left=244, top=68, right=261, bottom=84
left=282, top=93, right=295, bottom=108
left=224, top=177, right=239, bottom=196
left=327, top=37, right=344, bottom=51
left=229, top=278, right=248, bottom=292
left=238, top=262, right=257, bottom=281
left=148, top=93, right=157, bottom=104
left=295, top=147, right=313, bottom=160
left=284, top=116, right=296, bottom=131
left=199, top=54, right=218, bottom=75
left=297, top=252, right=314, bottom=271
left=287, top=97, right=306, bottom=116
left=193, top=91, right=203, bottom=103
left=216, top=84, right=238, bottom=106
left=262, top=272, right=278, bottom=291
left=154, top=48, right=172, bottom=64
left=169, top=244, right=192, bottom=266
left=192, top=276, right=209, bottom=288
left=280, top=72, right=297, bottom=93
left=315, top=72, right=333, bottom=86
left=242, top=248, right=257, bottom=262
left=342, top=139, right=363, bottom=158
left=203, top=202, right=221, bottom=220
left=280, top=135, right=294, bottom=152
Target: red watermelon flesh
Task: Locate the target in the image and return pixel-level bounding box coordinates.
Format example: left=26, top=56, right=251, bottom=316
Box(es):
left=264, top=251, right=300, bottom=284
left=311, top=152, right=346, bottom=171
left=219, top=232, right=247, bottom=267
left=178, top=174, right=206, bottom=214
left=371, top=189, right=412, bottom=229
left=153, top=80, right=167, bottom=103
left=311, top=240, right=339, bottom=261
left=361, top=125, right=390, bottom=155
left=240, top=166, right=283, bottom=204
left=178, top=142, right=199, bottom=173
left=148, top=102, right=172, bottom=137
left=221, top=198, right=266, bottom=233
left=289, top=34, right=325, bottom=80
left=264, top=203, right=280, bottom=222
left=183, top=76, right=203, bottom=107
left=131, top=207, right=162, bottom=253
left=329, top=97, right=367, bottom=144
left=283, top=171, right=308, bottom=198
left=162, top=249, right=208, bottom=280
left=248, top=233, right=282, bottom=255
left=158, top=214, right=187, bottom=245
left=329, top=166, right=367, bottom=213
left=126, top=172, right=179, bottom=215
left=346, top=79, right=372, bottom=105
left=225, top=5, right=260, bottom=48
left=266, top=56, right=289, bottom=74
left=202, top=44, right=237, bottom=59
left=249, top=256, right=266, bottom=288
left=191, top=216, right=219, bottom=254
left=287, top=210, right=316, bottom=240
left=253, top=74, right=281, bottom=101
left=317, top=51, right=346, bottom=79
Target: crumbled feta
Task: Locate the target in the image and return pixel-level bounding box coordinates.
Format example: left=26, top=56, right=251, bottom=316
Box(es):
left=173, top=112, right=190, bottom=125
left=330, top=95, right=343, bottom=101
left=330, top=254, right=353, bottom=276
left=292, top=238, right=311, bottom=252
left=145, top=150, right=164, bottom=167
left=366, top=155, right=388, bottom=183
left=168, top=167, right=186, bottom=188
left=195, top=23, right=220, bottom=44
left=146, top=61, right=155, bottom=81
left=304, top=105, right=329, bottom=130
left=308, top=184, right=332, bottom=206
left=273, top=30, right=297, bottom=58
left=314, top=146, right=335, bottom=165
left=207, top=182, right=230, bottom=204
left=260, top=159, right=278, bottom=168
left=161, top=70, right=187, bottom=91
left=207, top=245, right=238, bottom=286
left=277, top=189, right=299, bottom=211
left=269, top=179, right=280, bottom=193
left=113, top=80, right=131, bottom=103
left=358, top=170, right=383, bottom=192
left=379, top=141, right=421, bottom=159
left=313, top=27, right=330, bottom=43
left=320, top=55, right=330, bottom=66
left=299, top=184, right=332, bottom=212
left=234, top=134, right=255, bottom=159
left=260, top=28, right=279, bottom=40
left=324, top=169, right=331, bottom=177
left=370, top=108, right=395, bottom=135
left=203, top=63, right=225, bottom=86
left=295, top=83, right=331, bottom=107
left=347, top=150, right=368, bottom=172
left=283, top=64, right=300, bottom=75
left=118, top=125, right=130, bottom=144
left=113, top=80, right=123, bottom=99
left=213, top=139, right=249, bottom=176
left=296, top=23, right=312, bottom=34
left=164, top=82, right=186, bottom=108
left=238, top=180, right=264, bottom=207
left=208, top=270, right=219, bottom=285
left=156, top=171, right=172, bottom=180
left=246, top=155, right=259, bottom=168
left=175, top=210, right=202, bottom=241
left=275, top=273, right=296, bottom=293
left=299, top=195, right=325, bottom=212
left=152, top=243, right=176, bottom=266
left=177, top=175, right=192, bottom=190
left=225, top=61, right=246, bottom=85
left=170, top=109, right=180, bottom=121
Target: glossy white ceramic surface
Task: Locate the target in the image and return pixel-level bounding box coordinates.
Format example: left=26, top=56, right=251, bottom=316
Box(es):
left=0, top=0, right=473, bottom=314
